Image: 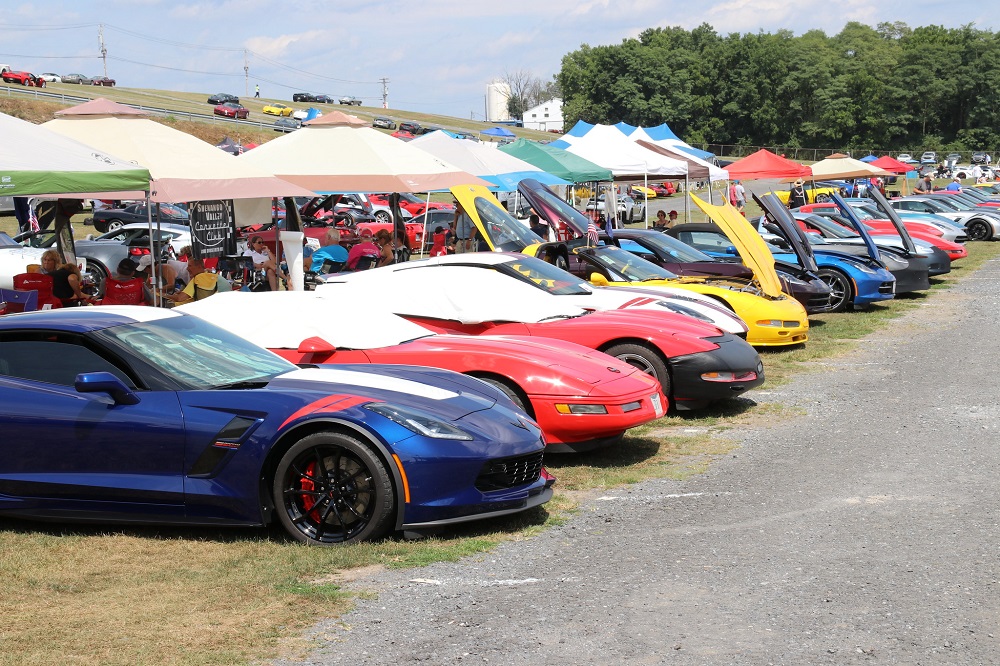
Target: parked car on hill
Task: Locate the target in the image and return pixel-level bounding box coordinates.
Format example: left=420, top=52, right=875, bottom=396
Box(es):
left=273, top=117, right=301, bottom=132
left=92, top=76, right=115, bottom=87
left=38, top=73, right=61, bottom=83
left=372, top=116, right=396, bottom=129
left=896, top=153, right=915, bottom=163
left=292, top=92, right=317, bottom=102
left=2, top=70, right=38, bottom=85
left=213, top=102, right=248, bottom=119
left=262, top=103, right=293, bottom=117
left=972, top=151, right=990, bottom=164
left=312, top=94, right=334, bottom=104
left=62, top=73, right=93, bottom=85
left=207, top=93, right=239, bottom=105
left=339, top=95, right=362, bottom=106
left=398, top=121, right=421, bottom=135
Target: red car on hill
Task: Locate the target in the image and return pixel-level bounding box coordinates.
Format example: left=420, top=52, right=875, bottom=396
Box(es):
left=214, top=102, right=249, bottom=119
left=1, top=70, right=42, bottom=86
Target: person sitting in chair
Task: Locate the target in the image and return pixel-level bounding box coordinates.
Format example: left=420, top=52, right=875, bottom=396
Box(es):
left=39, top=249, right=95, bottom=307
left=346, top=228, right=381, bottom=270
left=106, top=258, right=154, bottom=305
left=243, top=235, right=291, bottom=291
left=309, top=228, right=349, bottom=273
left=165, top=259, right=231, bottom=304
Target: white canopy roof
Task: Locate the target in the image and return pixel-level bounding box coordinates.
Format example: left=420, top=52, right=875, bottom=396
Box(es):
left=555, top=124, right=688, bottom=180
left=630, top=128, right=729, bottom=182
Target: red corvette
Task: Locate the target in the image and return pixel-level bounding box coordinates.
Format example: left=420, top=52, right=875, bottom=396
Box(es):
left=1, top=70, right=41, bottom=86
left=178, top=292, right=667, bottom=451
left=318, top=263, right=766, bottom=410
left=370, top=192, right=455, bottom=217
left=213, top=102, right=249, bottom=119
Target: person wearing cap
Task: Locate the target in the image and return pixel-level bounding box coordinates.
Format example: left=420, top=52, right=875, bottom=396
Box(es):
left=788, top=179, right=807, bottom=209
left=109, top=258, right=154, bottom=305
left=915, top=173, right=934, bottom=194
left=346, top=228, right=381, bottom=270
left=945, top=176, right=962, bottom=192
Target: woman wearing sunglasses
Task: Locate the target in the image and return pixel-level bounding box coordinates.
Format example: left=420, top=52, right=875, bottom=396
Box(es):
left=243, top=236, right=291, bottom=291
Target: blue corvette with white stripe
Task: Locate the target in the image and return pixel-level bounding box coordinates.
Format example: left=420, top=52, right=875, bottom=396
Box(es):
left=0, top=308, right=552, bottom=545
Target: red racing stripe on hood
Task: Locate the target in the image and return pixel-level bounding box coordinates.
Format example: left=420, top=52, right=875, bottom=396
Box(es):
left=280, top=394, right=374, bottom=429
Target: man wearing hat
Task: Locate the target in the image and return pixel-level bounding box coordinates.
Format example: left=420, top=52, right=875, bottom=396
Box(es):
left=109, top=258, right=154, bottom=305
left=915, top=173, right=934, bottom=194
left=945, top=176, right=962, bottom=192
left=346, top=228, right=381, bottom=270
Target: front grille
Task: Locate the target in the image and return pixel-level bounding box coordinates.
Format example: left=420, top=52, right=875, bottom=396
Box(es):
left=878, top=282, right=895, bottom=294
left=808, top=295, right=833, bottom=308
left=476, top=451, right=544, bottom=491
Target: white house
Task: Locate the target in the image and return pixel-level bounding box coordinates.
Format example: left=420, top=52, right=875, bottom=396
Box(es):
left=522, top=98, right=563, bottom=132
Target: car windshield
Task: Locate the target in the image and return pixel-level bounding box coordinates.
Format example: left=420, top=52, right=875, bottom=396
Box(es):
left=471, top=196, right=543, bottom=251
left=621, top=233, right=716, bottom=262
left=930, top=197, right=967, bottom=210
left=580, top=246, right=679, bottom=281
left=94, top=314, right=295, bottom=391
left=494, top=256, right=594, bottom=296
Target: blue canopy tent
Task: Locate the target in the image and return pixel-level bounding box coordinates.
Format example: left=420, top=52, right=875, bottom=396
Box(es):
left=480, top=126, right=517, bottom=139
left=859, top=154, right=879, bottom=163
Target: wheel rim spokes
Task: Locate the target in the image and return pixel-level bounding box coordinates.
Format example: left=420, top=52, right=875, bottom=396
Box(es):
left=283, top=446, right=376, bottom=543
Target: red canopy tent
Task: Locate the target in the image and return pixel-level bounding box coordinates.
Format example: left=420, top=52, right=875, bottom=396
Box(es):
left=869, top=156, right=913, bottom=174
left=724, top=149, right=812, bottom=180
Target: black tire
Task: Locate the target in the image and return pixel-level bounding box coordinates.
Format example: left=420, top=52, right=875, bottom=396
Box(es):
left=272, top=432, right=394, bottom=546
left=374, top=210, right=391, bottom=224
left=82, top=261, right=107, bottom=299
left=106, top=218, right=125, bottom=232
left=967, top=218, right=992, bottom=241
left=551, top=253, right=569, bottom=271
left=605, top=343, right=671, bottom=396
left=815, top=193, right=831, bottom=203
left=817, top=268, right=853, bottom=312
left=477, top=376, right=533, bottom=417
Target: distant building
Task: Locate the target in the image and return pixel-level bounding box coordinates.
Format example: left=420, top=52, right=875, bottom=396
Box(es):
left=522, top=98, right=563, bottom=132
left=486, top=80, right=511, bottom=122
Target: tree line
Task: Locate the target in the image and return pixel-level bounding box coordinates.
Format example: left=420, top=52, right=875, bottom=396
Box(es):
left=557, top=21, right=1000, bottom=155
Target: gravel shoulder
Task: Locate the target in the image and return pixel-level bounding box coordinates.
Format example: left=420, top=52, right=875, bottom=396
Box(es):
left=274, top=257, right=1000, bottom=666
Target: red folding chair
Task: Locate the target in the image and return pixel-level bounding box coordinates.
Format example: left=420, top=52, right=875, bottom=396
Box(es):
left=100, top=278, right=146, bottom=305
left=12, top=273, right=62, bottom=310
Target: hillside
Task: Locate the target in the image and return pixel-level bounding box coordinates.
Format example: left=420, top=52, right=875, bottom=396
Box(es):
left=0, top=83, right=555, bottom=147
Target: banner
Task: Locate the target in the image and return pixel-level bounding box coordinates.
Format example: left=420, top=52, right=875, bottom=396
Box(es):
left=189, top=200, right=236, bottom=259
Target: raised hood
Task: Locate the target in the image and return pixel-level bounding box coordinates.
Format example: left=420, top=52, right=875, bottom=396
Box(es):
left=516, top=177, right=592, bottom=239
left=862, top=188, right=920, bottom=255
left=450, top=183, right=544, bottom=253
left=753, top=193, right=819, bottom=273
left=689, top=194, right=784, bottom=298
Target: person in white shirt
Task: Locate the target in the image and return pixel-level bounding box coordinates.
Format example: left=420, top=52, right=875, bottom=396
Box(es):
left=243, top=236, right=290, bottom=291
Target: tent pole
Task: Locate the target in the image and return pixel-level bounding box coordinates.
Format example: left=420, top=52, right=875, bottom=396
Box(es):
left=422, top=192, right=432, bottom=256
left=644, top=173, right=649, bottom=229
left=685, top=174, right=690, bottom=224
left=145, top=193, right=160, bottom=307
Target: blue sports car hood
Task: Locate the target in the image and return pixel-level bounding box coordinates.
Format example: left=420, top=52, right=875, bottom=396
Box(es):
left=267, top=363, right=501, bottom=420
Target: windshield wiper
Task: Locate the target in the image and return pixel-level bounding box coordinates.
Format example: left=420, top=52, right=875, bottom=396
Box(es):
left=213, top=379, right=270, bottom=390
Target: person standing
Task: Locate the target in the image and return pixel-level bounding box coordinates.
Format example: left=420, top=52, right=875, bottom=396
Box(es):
left=733, top=180, right=746, bottom=211
left=254, top=84, right=260, bottom=98
left=788, top=179, right=807, bottom=209
left=453, top=200, right=477, bottom=253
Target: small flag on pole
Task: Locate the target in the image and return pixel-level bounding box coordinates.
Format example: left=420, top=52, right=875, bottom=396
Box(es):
left=28, top=204, right=39, bottom=232
left=587, top=218, right=599, bottom=246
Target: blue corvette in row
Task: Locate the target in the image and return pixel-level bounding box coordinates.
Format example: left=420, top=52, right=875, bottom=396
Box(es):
left=0, top=308, right=553, bottom=545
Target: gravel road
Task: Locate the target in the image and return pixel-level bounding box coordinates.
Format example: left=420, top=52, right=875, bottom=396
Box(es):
left=274, top=257, right=1000, bottom=666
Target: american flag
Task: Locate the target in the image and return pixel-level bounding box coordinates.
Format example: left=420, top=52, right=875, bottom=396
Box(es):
left=587, top=218, right=599, bottom=246
left=28, top=204, right=39, bottom=232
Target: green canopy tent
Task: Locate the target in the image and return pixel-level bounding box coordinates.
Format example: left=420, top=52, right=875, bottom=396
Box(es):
left=498, top=138, right=612, bottom=183
left=0, top=110, right=151, bottom=270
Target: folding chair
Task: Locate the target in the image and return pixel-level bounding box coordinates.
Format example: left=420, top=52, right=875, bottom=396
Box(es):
left=0, top=288, right=39, bottom=313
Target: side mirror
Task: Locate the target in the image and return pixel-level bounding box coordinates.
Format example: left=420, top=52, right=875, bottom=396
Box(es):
left=75, top=371, right=140, bottom=405
left=298, top=336, right=336, bottom=354
left=590, top=273, right=610, bottom=286
left=725, top=245, right=738, bottom=255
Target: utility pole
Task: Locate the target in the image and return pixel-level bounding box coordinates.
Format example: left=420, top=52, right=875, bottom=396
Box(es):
left=98, top=24, right=107, bottom=77
left=380, top=77, right=389, bottom=109
left=244, top=50, right=249, bottom=97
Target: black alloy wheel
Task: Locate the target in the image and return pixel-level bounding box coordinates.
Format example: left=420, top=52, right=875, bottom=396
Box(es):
left=816, top=268, right=853, bottom=312
left=967, top=219, right=992, bottom=242
left=273, top=432, right=394, bottom=546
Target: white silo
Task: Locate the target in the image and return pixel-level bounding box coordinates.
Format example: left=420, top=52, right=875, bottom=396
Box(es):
left=486, top=80, right=511, bottom=122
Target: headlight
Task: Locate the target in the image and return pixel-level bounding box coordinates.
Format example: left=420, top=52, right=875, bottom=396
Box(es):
left=840, top=258, right=877, bottom=274
left=364, top=403, right=473, bottom=440
left=555, top=403, right=608, bottom=414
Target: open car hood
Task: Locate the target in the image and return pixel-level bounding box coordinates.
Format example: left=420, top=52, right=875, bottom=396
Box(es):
left=516, top=177, right=593, bottom=240
left=688, top=194, right=784, bottom=298
left=822, top=193, right=886, bottom=261
left=753, top=193, right=819, bottom=273
left=862, top=188, right=920, bottom=255
left=450, top=183, right=545, bottom=253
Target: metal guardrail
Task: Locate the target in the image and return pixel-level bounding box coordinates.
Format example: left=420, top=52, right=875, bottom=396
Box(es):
left=0, top=84, right=278, bottom=132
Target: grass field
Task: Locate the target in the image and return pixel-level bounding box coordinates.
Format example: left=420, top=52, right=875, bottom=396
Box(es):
left=3, top=235, right=998, bottom=665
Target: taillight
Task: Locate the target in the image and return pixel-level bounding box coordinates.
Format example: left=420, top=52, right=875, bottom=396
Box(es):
left=128, top=247, right=151, bottom=256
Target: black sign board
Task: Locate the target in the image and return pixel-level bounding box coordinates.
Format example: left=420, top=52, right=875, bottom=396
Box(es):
left=189, top=200, right=236, bottom=259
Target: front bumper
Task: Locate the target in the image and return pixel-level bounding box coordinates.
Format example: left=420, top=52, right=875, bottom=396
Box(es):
left=670, top=334, right=765, bottom=409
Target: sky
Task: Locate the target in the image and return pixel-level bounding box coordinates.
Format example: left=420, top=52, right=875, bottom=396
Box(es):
left=0, top=0, right=996, bottom=120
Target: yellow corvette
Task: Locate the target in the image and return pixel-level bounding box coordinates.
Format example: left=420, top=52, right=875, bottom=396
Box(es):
left=766, top=181, right=840, bottom=206
left=631, top=185, right=657, bottom=199
left=262, top=103, right=293, bottom=117
left=450, top=181, right=808, bottom=347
